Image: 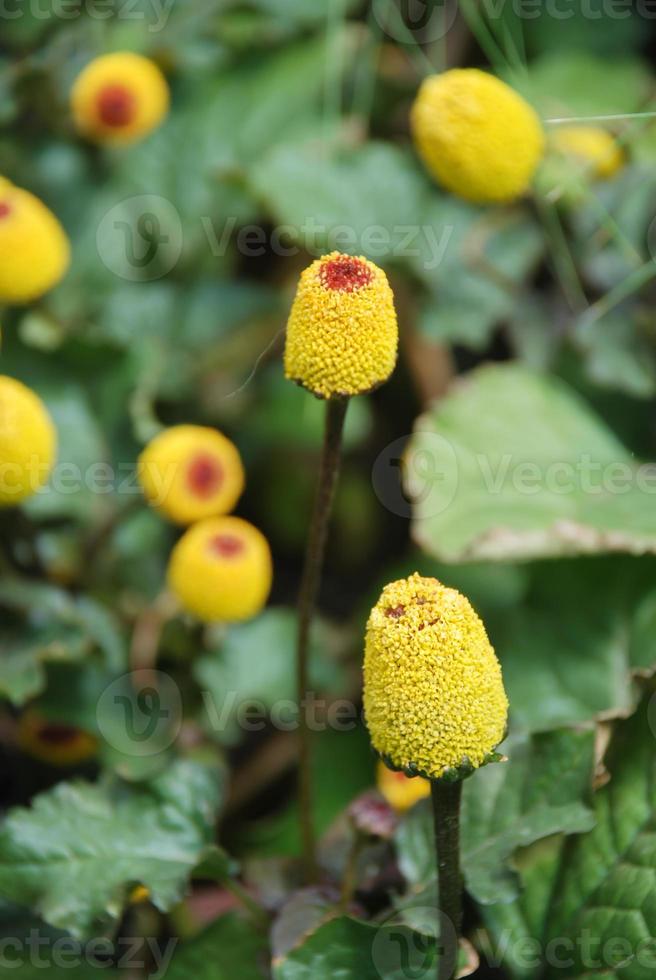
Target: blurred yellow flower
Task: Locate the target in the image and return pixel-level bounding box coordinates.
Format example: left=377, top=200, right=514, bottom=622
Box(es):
left=551, top=125, right=624, bottom=179
left=376, top=760, right=430, bottom=813
left=364, top=573, right=508, bottom=781
left=0, top=376, right=56, bottom=506
left=18, top=710, right=97, bottom=767
left=129, top=885, right=151, bottom=905
left=71, top=52, right=169, bottom=145
left=0, top=180, right=70, bottom=303
left=411, top=69, right=544, bottom=204
left=138, top=425, right=245, bottom=525
left=284, top=252, right=398, bottom=399
left=168, top=516, right=272, bottom=623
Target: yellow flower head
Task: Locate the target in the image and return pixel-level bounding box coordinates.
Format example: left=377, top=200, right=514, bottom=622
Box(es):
left=168, top=515, right=272, bottom=623
left=137, top=425, right=245, bottom=526
left=410, top=69, right=544, bottom=204
left=71, top=52, right=169, bottom=146
left=284, top=252, right=398, bottom=399
left=363, top=573, right=508, bottom=781
left=550, top=125, right=624, bottom=180
left=129, top=885, right=151, bottom=905
left=0, top=180, right=70, bottom=303
left=18, top=710, right=97, bottom=767
left=376, top=760, right=430, bottom=813
left=0, top=376, right=57, bottom=506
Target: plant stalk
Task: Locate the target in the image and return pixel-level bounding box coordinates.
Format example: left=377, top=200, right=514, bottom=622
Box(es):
left=296, top=396, right=349, bottom=881
left=431, top=779, right=463, bottom=980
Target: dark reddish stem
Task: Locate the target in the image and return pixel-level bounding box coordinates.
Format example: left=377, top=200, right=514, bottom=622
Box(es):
left=296, top=396, right=349, bottom=881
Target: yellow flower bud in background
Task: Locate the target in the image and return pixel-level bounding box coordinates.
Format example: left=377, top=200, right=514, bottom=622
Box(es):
left=550, top=125, right=624, bottom=180
left=0, top=376, right=57, bottom=506
left=137, top=425, right=245, bottom=525
left=167, top=516, right=272, bottom=623
left=410, top=69, right=544, bottom=204
left=18, top=710, right=97, bottom=767
left=376, top=760, right=430, bottom=813
left=0, top=180, right=70, bottom=303
left=284, top=252, right=398, bottom=399
left=363, top=573, right=508, bottom=781
left=71, top=52, right=169, bottom=146
left=129, top=885, right=151, bottom=905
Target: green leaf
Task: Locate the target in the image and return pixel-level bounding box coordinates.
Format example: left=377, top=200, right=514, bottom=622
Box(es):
left=272, top=915, right=438, bottom=980
left=249, top=140, right=430, bottom=261
left=573, top=313, right=656, bottom=401
left=482, top=695, right=656, bottom=980
left=408, top=364, right=656, bottom=562
left=412, top=201, right=544, bottom=350
left=195, top=608, right=346, bottom=746
left=23, top=382, right=112, bottom=525
left=396, top=727, right=595, bottom=908
left=0, top=760, right=221, bottom=937
left=490, top=558, right=656, bottom=732
left=516, top=52, right=651, bottom=119
left=0, top=580, right=126, bottom=705
left=163, top=913, right=267, bottom=980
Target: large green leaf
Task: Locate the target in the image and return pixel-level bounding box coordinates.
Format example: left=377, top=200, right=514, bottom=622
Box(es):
left=482, top=695, right=656, bottom=980
left=249, top=140, right=430, bottom=260
left=163, top=913, right=267, bottom=980
left=396, top=727, right=595, bottom=908
left=272, top=915, right=438, bottom=980
left=0, top=760, right=221, bottom=937
left=408, top=364, right=656, bottom=562
left=489, top=558, right=656, bottom=732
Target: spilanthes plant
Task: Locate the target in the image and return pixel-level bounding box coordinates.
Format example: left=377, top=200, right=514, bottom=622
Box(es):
left=376, top=759, right=430, bottom=814
left=550, top=125, right=624, bottom=180
left=0, top=376, right=57, bottom=505
left=410, top=68, right=544, bottom=204
left=138, top=424, right=245, bottom=525
left=284, top=251, right=398, bottom=878
left=0, top=179, right=70, bottom=303
left=70, top=52, right=169, bottom=145
left=167, top=515, right=272, bottom=623
left=17, top=710, right=97, bottom=767
left=364, top=573, right=508, bottom=979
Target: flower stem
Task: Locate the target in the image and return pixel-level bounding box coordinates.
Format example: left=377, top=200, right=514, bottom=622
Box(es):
left=296, top=395, right=349, bottom=881
left=431, top=779, right=463, bottom=980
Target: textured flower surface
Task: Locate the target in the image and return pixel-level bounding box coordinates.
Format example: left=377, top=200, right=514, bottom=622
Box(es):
left=376, top=760, right=430, bottom=812
left=0, top=376, right=56, bottom=505
left=138, top=425, right=244, bottom=525
left=363, top=573, right=508, bottom=781
left=551, top=125, right=624, bottom=179
left=411, top=69, right=544, bottom=203
left=71, top=52, right=169, bottom=145
left=168, top=515, right=272, bottom=623
left=284, top=252, right=398, bottom=399
left=0, top=179, right=70, bottom=303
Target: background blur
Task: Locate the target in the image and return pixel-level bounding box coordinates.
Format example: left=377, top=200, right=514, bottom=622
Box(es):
left=3, top=2, right=656, bottom=977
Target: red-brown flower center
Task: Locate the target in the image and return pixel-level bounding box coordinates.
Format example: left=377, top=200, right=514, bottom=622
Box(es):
left=97, top=84, right=137, bottom=127
left=36, top=722, right=82, bottom=746
left=187, top=453, right=223, bottom=498
left=0, top=201, right=12, bottom=219
left=319, top=255, right=374, bottom=292
left=209, top=534, right=245, bottom=558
